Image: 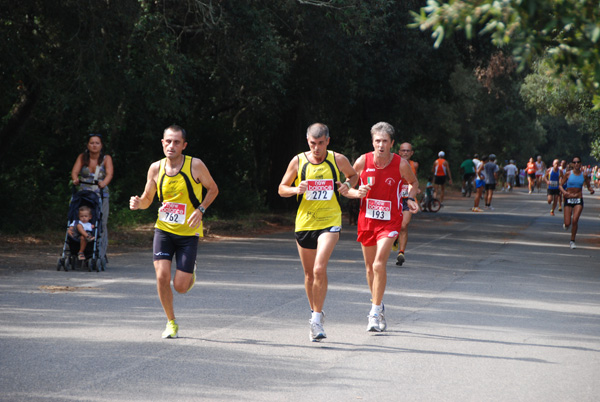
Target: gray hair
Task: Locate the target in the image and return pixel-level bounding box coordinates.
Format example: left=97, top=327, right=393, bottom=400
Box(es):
left=306, top=123, right=329, bottom=139
left=370, top=122, right=395, bottom=141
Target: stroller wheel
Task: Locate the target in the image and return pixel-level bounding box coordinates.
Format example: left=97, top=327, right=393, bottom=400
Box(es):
left=90, top=259, right=98, bottom=272
left=100, top=258, right=106, bottom=272
left=56, top=258, right=63, bottom=271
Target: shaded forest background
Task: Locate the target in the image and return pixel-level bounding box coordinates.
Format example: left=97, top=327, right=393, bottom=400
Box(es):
left=1, top=0, right=596, bottom=232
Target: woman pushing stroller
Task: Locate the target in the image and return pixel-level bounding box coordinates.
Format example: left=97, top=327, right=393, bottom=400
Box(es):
left=71, top=134, right=113, bottom=263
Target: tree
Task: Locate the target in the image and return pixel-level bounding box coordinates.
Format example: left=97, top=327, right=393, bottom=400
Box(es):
left=410, top=0, right=600, bottom=109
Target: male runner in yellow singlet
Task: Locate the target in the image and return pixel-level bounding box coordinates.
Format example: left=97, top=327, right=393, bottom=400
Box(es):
left=130, top=125, right=219, bottom=339
left=279, top=123, right=358, bottom=342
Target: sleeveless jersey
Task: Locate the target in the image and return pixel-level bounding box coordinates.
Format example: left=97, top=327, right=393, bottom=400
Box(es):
left=547, top=168, right=560, bottom=189
left=566, top=172, right=584, bottom=189
left=434, top=158, right=447, bottom=176
left=408, top=160, right=417, bottom=175
left=155, top=155, right=204, bottom=237
left=535, top=161, right=544, bottom=174
left=526, top=162, right=535, bottom=174
left=295, top=150, right=342, bottom=231
left=358, top=152, right=403, bottom=232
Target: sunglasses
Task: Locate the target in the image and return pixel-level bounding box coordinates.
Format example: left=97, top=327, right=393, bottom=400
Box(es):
left=89, top=133, right=102, bottom=138
left=573, top=160, right=581, bottom=164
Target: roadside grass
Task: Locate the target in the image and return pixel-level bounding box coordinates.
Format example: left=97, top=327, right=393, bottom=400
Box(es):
left=0, top=212, right=296, bottom=248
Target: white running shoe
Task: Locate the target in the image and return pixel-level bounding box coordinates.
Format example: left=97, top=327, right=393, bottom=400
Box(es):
left=367, top=305, right=387, bottom=332
left=570, top=241, right=576, bottom=249
left=309, top=320, right=326, bottom=342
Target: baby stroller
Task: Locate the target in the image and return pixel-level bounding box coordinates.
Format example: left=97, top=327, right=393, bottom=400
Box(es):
left=57, top=180, right=106, bottom=272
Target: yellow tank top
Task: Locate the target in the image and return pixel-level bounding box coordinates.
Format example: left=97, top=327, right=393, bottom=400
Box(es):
left=155, top=155, right=204, bottom=237
left=295, top=150, right=342, bottom=231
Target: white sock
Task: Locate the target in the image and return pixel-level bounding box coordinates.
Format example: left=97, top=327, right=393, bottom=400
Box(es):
left=370, top=304, right=382, bottom=316
left=311, top=311, right=322, bottom=324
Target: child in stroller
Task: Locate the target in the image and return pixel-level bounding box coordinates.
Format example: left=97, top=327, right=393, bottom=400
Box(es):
left=68, top=206, right=95, bottom=261
left=57, top=184, right=105, bottom=272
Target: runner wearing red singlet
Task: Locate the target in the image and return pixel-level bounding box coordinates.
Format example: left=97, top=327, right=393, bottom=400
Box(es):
left=347, top=122, right=418, bottom=332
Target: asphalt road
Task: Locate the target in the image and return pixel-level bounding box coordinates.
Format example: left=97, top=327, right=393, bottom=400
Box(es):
left=1, top=187, right=599, bottom=401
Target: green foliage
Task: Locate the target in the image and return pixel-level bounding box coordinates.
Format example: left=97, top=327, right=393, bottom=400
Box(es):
left=411, top=0, right=600, bottom=109
left=521, top=57, right=600, bottom=158
left=2, top=0, right=596, bottom=232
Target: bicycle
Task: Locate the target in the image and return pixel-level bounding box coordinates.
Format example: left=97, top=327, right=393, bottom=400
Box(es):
left=463, top=175, right=475, bottom=197
left=420, top=193, right=441, bottom=213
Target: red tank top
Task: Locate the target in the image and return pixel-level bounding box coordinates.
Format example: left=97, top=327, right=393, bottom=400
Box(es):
left=358, top=152, right=403, bottom=231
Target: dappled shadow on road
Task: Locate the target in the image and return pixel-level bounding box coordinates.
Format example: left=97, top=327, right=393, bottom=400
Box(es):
left=188, top=334, right=553, bottom=364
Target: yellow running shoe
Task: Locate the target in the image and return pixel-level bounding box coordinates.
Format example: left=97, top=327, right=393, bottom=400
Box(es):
left=162, top=320, right=179, bottom=339
left=392, top=237, right=399, bottom=252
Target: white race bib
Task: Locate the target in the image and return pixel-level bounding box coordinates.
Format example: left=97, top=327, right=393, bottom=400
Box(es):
left=549, top=180, right=558, bottom=187
left=366, top=198, right=391, bottom=221
left=305, top=179, right=334, bottom=201
left=159, top=202, right=187, bottom=225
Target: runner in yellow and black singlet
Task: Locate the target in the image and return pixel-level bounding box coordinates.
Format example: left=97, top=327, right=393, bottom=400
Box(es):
left=279, top=123, right=358, bottom=342
left=130, top=125, right=219, bottom=339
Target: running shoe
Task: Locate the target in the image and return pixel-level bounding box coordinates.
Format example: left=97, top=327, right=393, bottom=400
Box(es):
left=570, top=241, right=576, bottom=249
left=563, top=224, right=569, bottom=231
left=392, top=237, right=399, bottom=252
left=187, top=262, right=197, bottom=293
left=558, top=206, right=562, bottom=212
left=550, top=210, right=555, bottom=216
left=310, top=310, right=326, bottom=324
left=396, top=252, right=405, bottom=266
left=309, top=319, right=326, bottom=342
left=472, top=207, right=484, bottom=212
left=367, top=305, right=387, bottom=332
left=162, top=320, right=179, bottom=339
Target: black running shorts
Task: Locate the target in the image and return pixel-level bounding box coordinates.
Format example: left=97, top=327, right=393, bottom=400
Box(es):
left=295, top=227, right=341, bottom=250
left=153, top=228, right=198, bottom=273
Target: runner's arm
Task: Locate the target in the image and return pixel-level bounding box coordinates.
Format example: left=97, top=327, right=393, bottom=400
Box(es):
left=188, top=158, right=219, bottom=228
left=400, top=158, right=419, bottom=213
left=129, top=162, right=159, bottom=210
left=334, top=153, right=359, bottom=197
left=278, top=156, right=304, bottom=197
left=346, top=155, right=369, bottom=199
left=445, top=161, right=453, bottom=183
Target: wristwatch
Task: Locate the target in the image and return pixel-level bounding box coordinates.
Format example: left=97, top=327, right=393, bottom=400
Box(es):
left=197, top=206, right=206, bottom=214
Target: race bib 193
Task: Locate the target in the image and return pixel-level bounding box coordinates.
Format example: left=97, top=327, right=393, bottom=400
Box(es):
left=366, top=198, right=391, bottom=220
left=159, top=202, right=187, bottom=224
left=305, top=179, right=334, bottom=201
